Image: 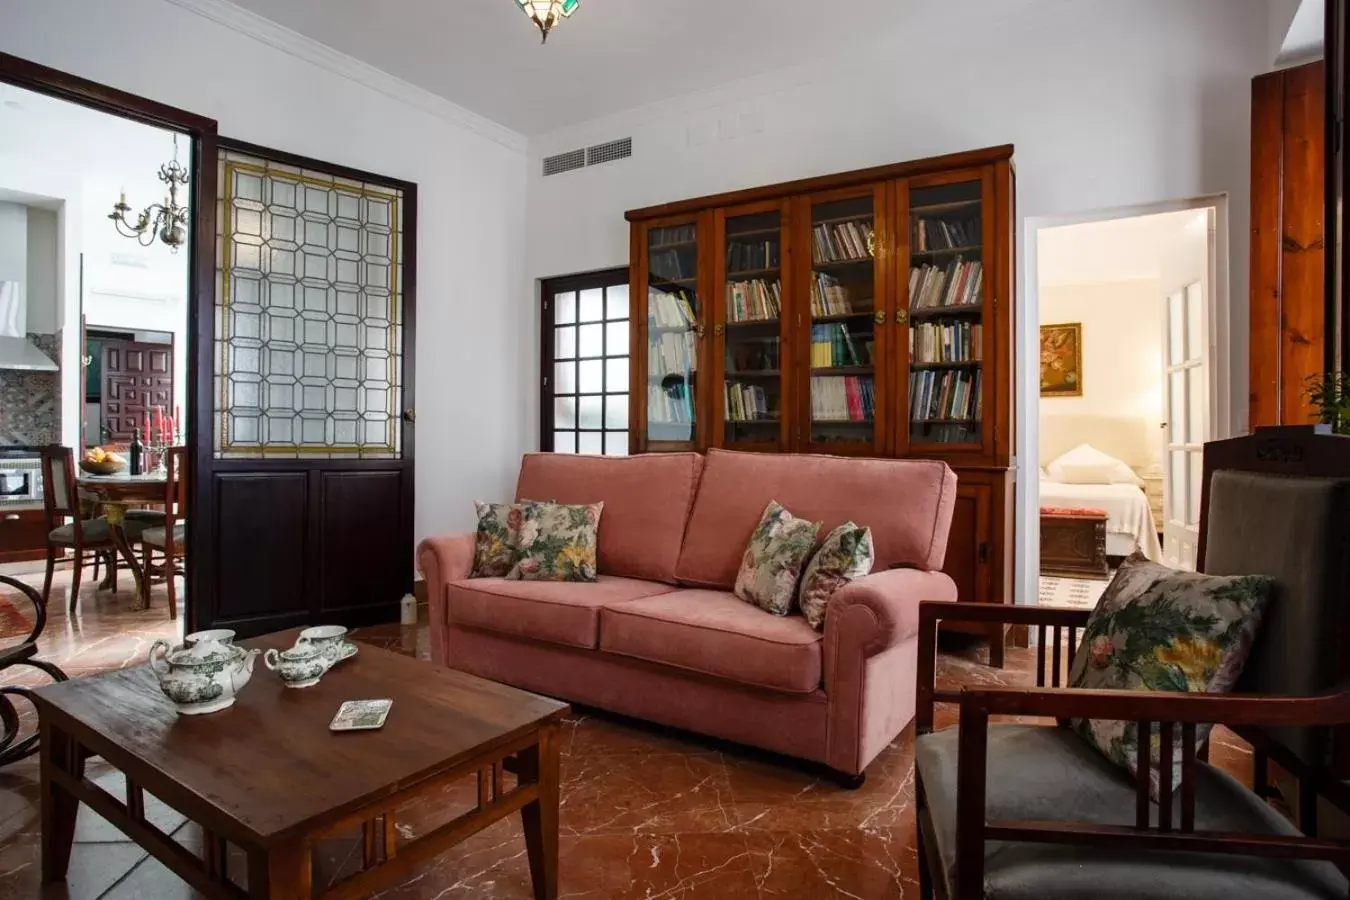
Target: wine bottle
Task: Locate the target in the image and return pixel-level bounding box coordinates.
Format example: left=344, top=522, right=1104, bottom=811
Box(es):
left=130, top=426, right=143, bottom=476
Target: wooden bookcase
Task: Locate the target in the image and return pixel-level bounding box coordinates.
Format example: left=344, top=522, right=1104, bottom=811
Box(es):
left=628, top=145, right=1016, bottom=631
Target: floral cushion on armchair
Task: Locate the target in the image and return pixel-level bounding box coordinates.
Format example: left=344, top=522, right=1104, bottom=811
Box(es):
left=733, top=501, right=822, bottom=616
left=1067, top=554, right=1275, bottom=798
left=507, top=501, right=603, bottom=582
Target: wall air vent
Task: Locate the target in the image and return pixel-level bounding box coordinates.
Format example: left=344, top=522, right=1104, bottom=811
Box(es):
left=542, top=148, right=585, bottom=176
left=586, top=137, right=632, bottom=166
left=542, top=138, right=633, bottom=177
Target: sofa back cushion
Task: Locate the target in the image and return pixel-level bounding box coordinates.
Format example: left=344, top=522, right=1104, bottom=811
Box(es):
left=515, top=452, right=703, bottom=584
left=675, top=449, right=957, bottom=589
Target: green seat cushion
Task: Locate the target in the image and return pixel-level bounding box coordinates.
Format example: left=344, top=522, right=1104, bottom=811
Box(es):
left=915, top=724, right=1347, bottom=900
left=48, top=518, right=112, bottom=545
left=141, top=521, right=186, bottom=549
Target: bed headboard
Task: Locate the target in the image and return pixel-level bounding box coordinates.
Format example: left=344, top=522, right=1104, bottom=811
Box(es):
left=1039, top=413, right=1157, bottom=469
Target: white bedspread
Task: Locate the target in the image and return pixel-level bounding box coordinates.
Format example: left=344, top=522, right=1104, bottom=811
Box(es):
left=1039, top=480, right=1163, bottom=562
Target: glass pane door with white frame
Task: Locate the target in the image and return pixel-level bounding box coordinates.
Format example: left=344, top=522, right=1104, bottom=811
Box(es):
left=1161, top=282, right=1207, bottom=570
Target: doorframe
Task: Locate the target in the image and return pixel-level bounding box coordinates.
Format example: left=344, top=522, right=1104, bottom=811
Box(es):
left=0, top=51, right=217, bottom=629
left=1019, top=194, right=1231, bottom=608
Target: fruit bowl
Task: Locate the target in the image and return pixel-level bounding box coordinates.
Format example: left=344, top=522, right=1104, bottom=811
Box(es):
left=79, top=456, right=126, bottom=476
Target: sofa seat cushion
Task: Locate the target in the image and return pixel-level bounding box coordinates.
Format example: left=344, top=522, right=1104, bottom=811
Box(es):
left=447, top=576, right=676, bottom=650
left=599, top=589, right=823, bottom=694
left=915, top=724, right=1348, bottom=900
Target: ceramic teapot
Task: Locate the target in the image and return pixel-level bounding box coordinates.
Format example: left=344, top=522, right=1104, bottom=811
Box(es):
left=148, top=638, right=260, bottom=715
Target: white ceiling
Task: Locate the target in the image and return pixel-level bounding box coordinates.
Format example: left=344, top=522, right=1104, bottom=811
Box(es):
left=1277, top=0, right=1324, bottom=65
left=221, top=0, right=985, bottom=136
left=1037, top=210, right=1205, bottom=288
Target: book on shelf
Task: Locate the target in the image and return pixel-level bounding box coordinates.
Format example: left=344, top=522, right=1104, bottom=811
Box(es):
left=725, top=382, right=774, bottom=423
left=647, top=382, right=693, bottom=426
left=726, top=279, right=782, bottom=322
left=812, top=219, right=875, bottom=264
left=910, top=321, right=983, bottom=364
left=908, top=260, right=983, bottom=309
left=650, top=224, right=696, bottom=247
left=811, top=375, right=874, bottom=423
left=650, top=241, right=696, bottom=280
left=809, top=272, right=856, bottom=316
left=810, top=323, right=868, bottom=368
left=648, top=288, right=697, bottom=329
left=909, top=369, right=982, bottom=422
left=913, top=215, right=980, bottom=251
left=727, top=238, right=780, bottom=272
left=649, top=330, right=698, bottom=377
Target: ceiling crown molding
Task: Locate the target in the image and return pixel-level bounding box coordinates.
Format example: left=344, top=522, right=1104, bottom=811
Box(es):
left=163, top=0, right=527, bottom=154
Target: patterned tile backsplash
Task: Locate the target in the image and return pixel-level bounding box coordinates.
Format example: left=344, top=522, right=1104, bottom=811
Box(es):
left=0, top=331, right=62, bottom=445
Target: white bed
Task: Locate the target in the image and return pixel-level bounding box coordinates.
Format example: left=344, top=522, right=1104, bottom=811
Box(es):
left=1039, top=479, right=1163, bottom=562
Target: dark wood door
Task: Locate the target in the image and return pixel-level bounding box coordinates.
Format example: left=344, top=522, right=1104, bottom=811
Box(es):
left=192, top=140, right=416, bottom=636
left=101, top=339, right=173, bottom=442
left=943, top=478, right=991, bottom=608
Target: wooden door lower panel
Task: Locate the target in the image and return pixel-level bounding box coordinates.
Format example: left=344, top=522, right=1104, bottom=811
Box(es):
left=940, top=467, right=1013, bottom=635
left=207, top=465, right=410, bottom=637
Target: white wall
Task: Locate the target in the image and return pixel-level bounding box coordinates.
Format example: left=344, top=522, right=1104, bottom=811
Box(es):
left=1, top=0, right=531, bottom=545
left=0, top=202, right=26, bottom=287
left=24, top=207, right=58, bottom=334
left=1038, top=279, right=1165, bottom=470
left=524, top=0, right=1272, bottom=605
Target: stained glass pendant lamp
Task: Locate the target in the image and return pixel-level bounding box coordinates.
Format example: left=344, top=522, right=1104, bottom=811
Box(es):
left=515, top=0, right=579, bottom=43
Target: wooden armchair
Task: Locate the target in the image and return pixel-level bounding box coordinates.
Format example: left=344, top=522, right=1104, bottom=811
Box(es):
left=913, top=426, right=1350, bottom=900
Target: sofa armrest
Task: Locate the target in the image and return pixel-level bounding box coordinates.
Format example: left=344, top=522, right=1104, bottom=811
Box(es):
left=416, top=533, right=476, bottom=665
left=825, top=568, right=958, bottom=661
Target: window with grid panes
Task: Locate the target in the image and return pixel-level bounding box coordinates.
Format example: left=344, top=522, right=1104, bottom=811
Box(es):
left=542, top=269, right=630, bottom=455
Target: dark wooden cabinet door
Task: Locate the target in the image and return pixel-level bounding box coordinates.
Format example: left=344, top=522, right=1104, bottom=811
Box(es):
left=943, top=478, right=992, bottom=609
left=192, top=141, right=416, bottom=637
left=102, top=340, right=173, bottom=442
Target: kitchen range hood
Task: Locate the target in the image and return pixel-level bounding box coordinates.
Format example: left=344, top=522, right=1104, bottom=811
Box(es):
left=0, top=281, right=57, bottom=371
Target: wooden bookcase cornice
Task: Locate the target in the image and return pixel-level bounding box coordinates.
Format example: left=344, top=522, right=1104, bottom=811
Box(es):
left=624, top=144, right=1014, bottom=222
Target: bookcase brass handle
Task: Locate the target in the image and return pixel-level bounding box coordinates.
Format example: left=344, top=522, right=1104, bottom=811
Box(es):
left=714, top=323, right=725, bottom=337
left=895, top=309, right=908, bottom=324
left=695, top=324, right=705, bottom=338
left=874, top=311, right=887, bottom=325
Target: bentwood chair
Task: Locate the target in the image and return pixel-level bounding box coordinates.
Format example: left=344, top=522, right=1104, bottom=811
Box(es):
left=139, top=446, right=186, bottom=619
left=913, top=425, right=1350, bottom=900
left=0, top=574, right=69, bottom=766
left=39, top=446, right=121, bottom=615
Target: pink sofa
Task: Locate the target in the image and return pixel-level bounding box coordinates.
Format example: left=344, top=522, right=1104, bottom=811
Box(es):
left=417, top=448, right=958, bottom=782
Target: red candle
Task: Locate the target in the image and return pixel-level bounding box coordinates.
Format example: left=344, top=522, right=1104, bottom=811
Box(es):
left=174, top=405, right=181, bottom=439
left=143, top=411, right=150, bottom=439
left=158, top=407, right=165, bottom=441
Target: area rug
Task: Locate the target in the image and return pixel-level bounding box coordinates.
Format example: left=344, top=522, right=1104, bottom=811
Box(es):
left=0, top=592, right=34, bottom=640
left=1037, top=574, right=1111, bottom=610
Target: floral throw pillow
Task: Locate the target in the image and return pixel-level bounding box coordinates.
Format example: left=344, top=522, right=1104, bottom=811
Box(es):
left=733, top=501, right=822, bottom=616
left=471, top=501, right=532, bottom=577
left=1067, top=554, right=1275, bottom=798
left=798, top=522, right=875, bottom=630
left=506, top=501, right=603, bottom=582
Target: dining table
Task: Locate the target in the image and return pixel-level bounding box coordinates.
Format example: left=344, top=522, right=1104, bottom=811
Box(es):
left=75, top=472, right=168, bottom=612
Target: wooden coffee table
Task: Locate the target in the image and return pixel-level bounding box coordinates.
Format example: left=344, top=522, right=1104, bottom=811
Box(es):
left=33, top=630, right=569, bottom=899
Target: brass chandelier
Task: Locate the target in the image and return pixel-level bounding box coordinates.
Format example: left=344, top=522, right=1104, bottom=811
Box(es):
left=108, top=133, right=190, bottom=252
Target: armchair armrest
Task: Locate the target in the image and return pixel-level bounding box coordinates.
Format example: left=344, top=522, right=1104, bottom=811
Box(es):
left=416, top=533, right=475, bottom=665
left=917, top=601, right=1093, bottom=732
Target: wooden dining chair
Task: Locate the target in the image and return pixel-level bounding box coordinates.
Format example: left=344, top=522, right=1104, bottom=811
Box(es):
left=39, top=446, right=119, bottom=615
left=139, top=446, right=186, bottom=619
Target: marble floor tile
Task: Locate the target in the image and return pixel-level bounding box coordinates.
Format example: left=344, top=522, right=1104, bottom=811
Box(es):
left=0, top=566, right=1267, bottom=899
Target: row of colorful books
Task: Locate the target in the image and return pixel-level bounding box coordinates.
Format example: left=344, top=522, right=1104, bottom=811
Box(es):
left=910, top=322, right=982, bottom=364
left=810, top=323, right=868, bottom=368
left=909, top=260, right=983, bottom=309
left=812, top=219, right=875, bottom=264
left=811, top=375, right=875, bottom=423
left=648, top=288, right=696, bottom=329
left=725, top=383, right=776, bottom=422
left=648, top=331, right=697, bottom=377
left=726, top=279, right=782, bottom=322
left=647, top=383, right=693, bottom=425
left=910, top=370, right=982, bottom=422
left=726, top=238, right=780, bottom=273
left=913, top=216, right=979, bottom=251
left=809, top=272, right=859, bottom=316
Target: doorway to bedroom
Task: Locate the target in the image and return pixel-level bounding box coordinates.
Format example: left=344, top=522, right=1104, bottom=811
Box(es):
left=1033, top=203, right=1220, bottom=607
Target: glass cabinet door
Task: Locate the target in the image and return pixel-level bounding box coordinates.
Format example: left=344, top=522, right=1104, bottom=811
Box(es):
left=720, top=207, right=785, bottom=448
left=804, top=190, right=883, bottom=450
left=904, top=175, right=987, bottom=451
left=644, top=220, right=701, bottom=447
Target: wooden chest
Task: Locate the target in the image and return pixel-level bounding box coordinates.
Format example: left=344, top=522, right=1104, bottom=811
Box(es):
left=1039, top=507, right=1109, bottom=579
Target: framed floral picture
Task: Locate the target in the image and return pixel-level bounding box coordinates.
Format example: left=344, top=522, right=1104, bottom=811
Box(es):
left=1040, top=323, right=1083, bottom=397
